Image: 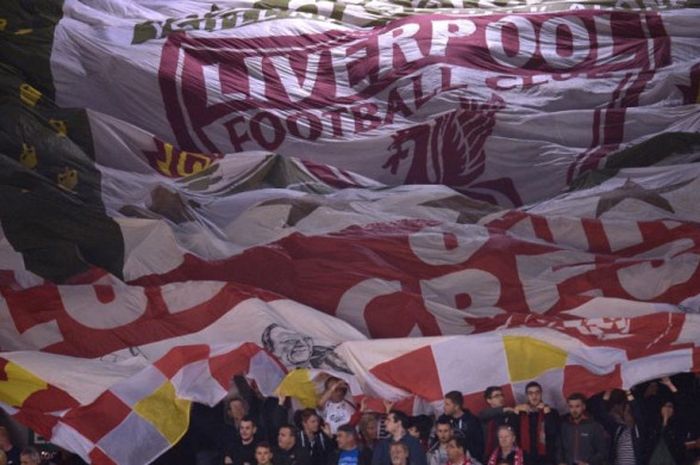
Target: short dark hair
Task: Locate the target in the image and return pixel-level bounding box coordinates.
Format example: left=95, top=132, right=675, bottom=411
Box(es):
left=278, top=424, right=298, bottom=436
left=389, top=409, right=410, bottom=429
left=337, top=424, right=356, bottom=435
left=484, top=386, right=502, bottom=400
left=525, top=382, right=541, bottom=392
left=567, top=392, right=586, bottom=403
left=444, top=391, right=463, bottom=408
left=435, top=415, right=452, bottom=427
left=448, top=436, right=467, bottom=453
left=299, top=408, right=319, bottom=423
left=256, top=441, right=272, bottom=452
left=241, top=415, right=258, bottom=427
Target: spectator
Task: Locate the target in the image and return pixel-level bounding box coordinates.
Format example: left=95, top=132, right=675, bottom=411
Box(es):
left=486, top=426, right=523, bottom=465
left=646, top=378, right=688, bottom=465
left=19, top=448, right=40, bottom=465
left=407, top=416, right=432, bottom=452
left=255, top=442, right=274, bottom=465
left=359, top=412, right=380, bottom=453
left=445, top=436, right=478, bottom=465
left=274, top=425, right=310, bottom=465
left=318, top=378, right=357, bottom=435
left=588, top=389, right=645, bottom=465
left=442, top=391, right=484, bottom=461
left=479, top=387, right=518, bottom=462
left=224, top=416, right=260, bottom=465
left=391, top=442, right=411, bottom=465
left=0, top=427, right=19, bottom=465
left=0, top=450, right=6, bottom=465
left=514, top=382, right=558, bottom=465
left=297, top=409, right=334, bottom=465
left=556, top=393, right=608, bottom=465
left=372, top=410, right=427, bottom=465
left=327, top=424, right=372, bottom=465
left=428, top=417, right=454, bottom=465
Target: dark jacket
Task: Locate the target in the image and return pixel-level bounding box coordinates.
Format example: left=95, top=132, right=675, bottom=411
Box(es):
left=556, top=415, right=608, bottom=465
left=274, top=444, right=312, bottom=465
left=588, top=394, right=645, bottom=465
left=297, top=431, right=335, bottom=465
left=442, top=411, right=484, bottom=462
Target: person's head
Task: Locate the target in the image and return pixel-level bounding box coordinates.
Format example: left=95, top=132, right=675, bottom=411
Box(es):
left=227, top=396, right=249, bottom=421
left=443, top=391, right=464, bottom=417
left=389, top=441, right=409, bottom=465
left=497, top=425, right=516, bottom=451
left=446, top=436, right=467, bottom=464
left=240, top=416, right=258, bottom=442
left=525, top=382, right=542, bottom=408
left=325, top=376, right=349, bottom=403
left=336, top=424, right=358, bottom=450
left=406, top=416, right=425, bottom=440
left=300, top=408, right=321, bottom=434
left=359, top=413, right=379, bottom=442
left=262, top=324, right=314, bottom=367
left=386, top=410, right=409, bottom=436
left=435, top=417, right=453, bottom=445
left=0, top=449, right=7, bottom=465
left=567, top=393, right=587, bottom=421
left=277, top=425, right=297, bottom=450
left=20, top=447, right=41, bottom=465
left=484, top=386, right=505, bottom=408
left=255, top=442, right=273, bottom=465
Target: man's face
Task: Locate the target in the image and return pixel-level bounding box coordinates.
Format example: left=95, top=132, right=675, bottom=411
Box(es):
left=446, top=440, right=464, bottom=463
left=444, top=398, right=459, bottom=416
left=270, top=327, right=313, bottom=366
left=363, top=417, right=378, bottom=440
left=240, top=420, right=257, bottom=441
left=304, top=415, right=320, bottom=433
left=568, top=399, right=585, bottom=420
left=229, top=400, right=246, bottom=420
left=336, top=431, right=356, bottom=450
left=526, top=387, right=542, bottom=407
left=436, top=424, right=453, bottom=444
left=255, top=447, right=273, bottom=465
left=331, top=383, right=348, bottom=402
left=278, top=427, right=295, bottom=450
left=497, top=428, right=515, bottom=449
left=487, top=390, right=505, bottom=408
left=385, top=414, right=400, bottom=435
left=407, top=426, right=420, bottom=439
left=20, top=455, right=38, bottom=465
left=390, top=445, right=408, bottom=465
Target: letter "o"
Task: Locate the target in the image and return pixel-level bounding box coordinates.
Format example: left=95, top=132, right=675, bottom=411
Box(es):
left=250, top=112, right=285, bottom=150
left=486, top=16, right=536, bottom=69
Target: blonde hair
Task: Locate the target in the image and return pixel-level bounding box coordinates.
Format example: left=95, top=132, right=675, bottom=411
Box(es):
left=0, top=449, right=7, bottom=465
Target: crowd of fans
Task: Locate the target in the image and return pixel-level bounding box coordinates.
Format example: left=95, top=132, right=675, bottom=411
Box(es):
left=155, top=372, right=700, bottom=465
left=2, top=373, right=699, bottom=465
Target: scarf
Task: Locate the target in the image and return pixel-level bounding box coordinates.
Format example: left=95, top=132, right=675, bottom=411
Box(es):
left=519, top=410, right=546, bottom=456
left=487, top=447, right=525, bottom=465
